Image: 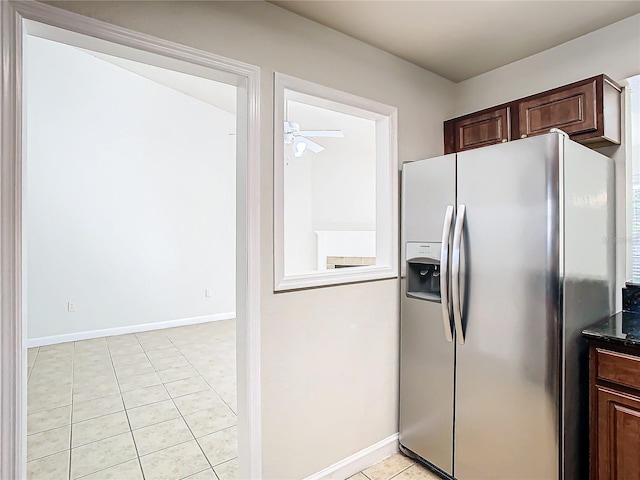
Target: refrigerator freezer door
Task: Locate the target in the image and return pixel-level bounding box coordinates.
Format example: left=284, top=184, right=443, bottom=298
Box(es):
left=400, top=155, right=456, bottom=475
left=454, top=135, right=561, bottom=479
left=402, top=154, right=457, bottom=246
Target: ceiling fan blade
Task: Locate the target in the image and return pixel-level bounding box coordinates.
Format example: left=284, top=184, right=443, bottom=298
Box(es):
left=301, top=137, right=325, bottom=153
left=297, top=130, right=344, bottom=138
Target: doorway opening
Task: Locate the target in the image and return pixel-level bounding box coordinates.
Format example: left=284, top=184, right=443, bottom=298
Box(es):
left=26, top=34, right=240, bottom=479
left=0, top=3, right=260, bottom=479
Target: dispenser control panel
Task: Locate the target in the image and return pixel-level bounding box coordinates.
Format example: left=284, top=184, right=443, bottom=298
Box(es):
left=406, top=242, right=441, bottom=262
left=406, top=242, right=442, bottom=303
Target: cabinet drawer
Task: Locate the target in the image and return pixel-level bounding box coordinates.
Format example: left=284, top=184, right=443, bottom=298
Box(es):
left=518, top=78, right=597, bottom=138
left=453, top=107, right=510, bottom=152
left=596, top=348, right=640, bottom=390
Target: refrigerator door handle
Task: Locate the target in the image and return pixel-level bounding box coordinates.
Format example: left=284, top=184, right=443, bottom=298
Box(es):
left=440, top=205, right=455, bottom=343
left=452, top=204, right=466, bottom=345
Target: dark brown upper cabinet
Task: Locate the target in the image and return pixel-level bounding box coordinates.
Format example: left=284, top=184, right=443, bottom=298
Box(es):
left=445, top=106, right=511, bottom=153
left=444, top=74, right=621, bottom=154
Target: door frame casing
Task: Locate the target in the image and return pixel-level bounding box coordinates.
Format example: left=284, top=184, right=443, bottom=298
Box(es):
left=0, top=2, right=262, bottom=479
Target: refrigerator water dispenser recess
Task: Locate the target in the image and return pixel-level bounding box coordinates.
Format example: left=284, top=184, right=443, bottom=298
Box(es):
left=406, top=242, right=442, bottom=302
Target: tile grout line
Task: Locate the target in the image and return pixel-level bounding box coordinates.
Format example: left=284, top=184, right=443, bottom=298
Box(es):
left=161, top=328, right=237, bottom=476
left=118, top=334, right=148, bottom=480
left=178, top=467, right=218, bottom=480
left=163, top=334, right=220, bottom=476
left=70, top=337, right=137, bottom=478
left=170, top=336, right=234, bottom=415
left=30, top=340, right=132, bottom=475
left=143, top=336, right=219, bottom=479
left=368, top=459, right=418, bottom=480
left=73, top=459, right=137, bottom=480
left=66, top=429, right=132, bottom=451
left=69, top=341, right=76, bottom=480
left=29, top=328, right=235, bottom=479
left=197, top=353, right=236, bottom=413
left=25, top=406, right=72, bottom=436
left=72, top=339, right=116, bottom=478
left=24, top=448, right=71, bottom=468
left=27, top=346, right=39, bottom=383
left=387, top=464, right=415, bottom=480
left=135, top=330, right=210, bottom=477
left=205, top=428, right=237, bottom=467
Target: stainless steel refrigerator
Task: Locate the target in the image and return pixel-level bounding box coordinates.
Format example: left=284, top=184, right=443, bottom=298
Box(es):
left=399, top=132, right=615, bottom=480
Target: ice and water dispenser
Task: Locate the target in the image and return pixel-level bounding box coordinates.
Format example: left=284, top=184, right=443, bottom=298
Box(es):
left=405, top=242, right=442, bottom=302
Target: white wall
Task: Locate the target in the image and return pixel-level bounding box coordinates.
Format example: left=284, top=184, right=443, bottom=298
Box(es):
left=44, top=1, right=457, bottom=478
left=283, top=140, right=315, bottom=274
left=26, top=35, right=237, bottom=339
left=454, top=14, right=640, bottom=312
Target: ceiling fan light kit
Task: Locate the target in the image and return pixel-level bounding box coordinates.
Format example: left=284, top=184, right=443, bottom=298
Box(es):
left=292, top=137, right=308, bottom=157
left=283, top=121, right=343, bottom=158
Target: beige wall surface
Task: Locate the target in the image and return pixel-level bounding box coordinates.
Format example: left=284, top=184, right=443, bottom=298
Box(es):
left=453, top=14, right=640, bottom=116
left=454, top=13, right=640, bottom=313
left=44, top=1, right=456, bottom=478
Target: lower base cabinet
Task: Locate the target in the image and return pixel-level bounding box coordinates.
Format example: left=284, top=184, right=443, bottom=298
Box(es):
left=590, top=344, right=640, bottom=480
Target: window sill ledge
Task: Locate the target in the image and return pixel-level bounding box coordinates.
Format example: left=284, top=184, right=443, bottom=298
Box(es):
left=274, top=265, right=397, bottom=292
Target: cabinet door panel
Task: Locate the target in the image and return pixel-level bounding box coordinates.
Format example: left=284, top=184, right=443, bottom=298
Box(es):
left=596, top=386, right=640, bottom=480
left=519, top=79, right=597, bottom=138
left=453, top=107, right=509, bottom=151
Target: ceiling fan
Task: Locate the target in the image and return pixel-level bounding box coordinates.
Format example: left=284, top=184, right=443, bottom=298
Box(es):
left=284, top=121, right=344, bottom=158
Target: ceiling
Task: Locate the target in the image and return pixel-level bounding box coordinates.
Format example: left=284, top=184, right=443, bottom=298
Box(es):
left=269, top=1, right=640, bottom=82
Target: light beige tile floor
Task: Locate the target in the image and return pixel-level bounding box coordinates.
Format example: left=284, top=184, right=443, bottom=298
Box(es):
left=352, top=453, right=442, bottom=480
left=27, top=320, right=237, bottom=480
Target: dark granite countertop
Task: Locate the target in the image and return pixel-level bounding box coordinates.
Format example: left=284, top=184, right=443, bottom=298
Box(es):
left=582, top=311, right=640, bottom=347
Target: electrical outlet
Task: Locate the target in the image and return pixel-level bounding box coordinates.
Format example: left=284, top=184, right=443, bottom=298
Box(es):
left=205, top=289, right=212, bottom=298
left=67, top=302, right=76, bottom=312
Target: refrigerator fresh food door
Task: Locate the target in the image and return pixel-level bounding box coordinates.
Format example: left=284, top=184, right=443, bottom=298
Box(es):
left=453, top=134, right=561, bottom=479
left=400, top=154, right=456, bottom=476
left=561, top=139, right=614, bottom=480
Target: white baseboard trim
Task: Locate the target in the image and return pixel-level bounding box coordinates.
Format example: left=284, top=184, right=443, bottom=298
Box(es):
left=26, top=312, right=235, bottom=348
left=305, top=433, right=399, bottom=480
